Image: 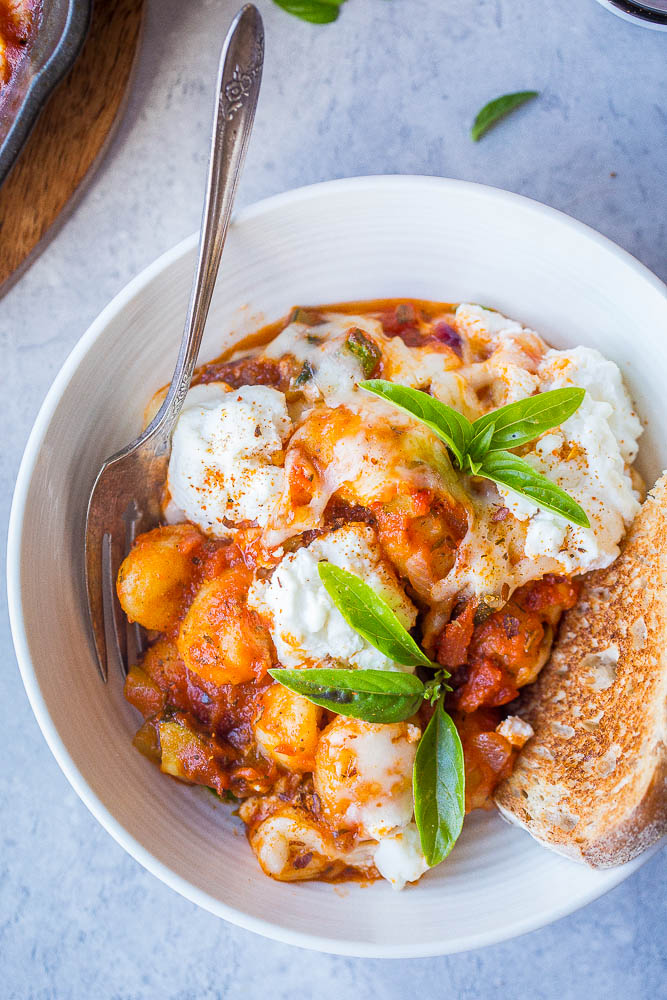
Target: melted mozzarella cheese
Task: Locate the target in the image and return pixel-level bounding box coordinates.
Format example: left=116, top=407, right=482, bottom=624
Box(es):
left=314, top=717, right=420, bottom=840
left=248, top=523, right=417, bottom=672
left=373, top=822, right=430, bottom=890
left=167, top=383, right=291, bottom=533
left=264, top=391, right=470, bottom=548
left=246, top=807, right=375, bottom=881
left=262, top=313, right=383, bottom=408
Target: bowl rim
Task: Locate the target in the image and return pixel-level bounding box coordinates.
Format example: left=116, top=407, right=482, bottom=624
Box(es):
left=7, top=175, right=666, bottom=957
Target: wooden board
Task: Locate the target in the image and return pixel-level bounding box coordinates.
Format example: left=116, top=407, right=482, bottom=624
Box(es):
left=0, top=0, right=145, bottom=297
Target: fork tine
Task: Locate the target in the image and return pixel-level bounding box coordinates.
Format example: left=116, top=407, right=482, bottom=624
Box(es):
left=123, top=501, right=147, bottom=669
left=102, top=531, right=128, bottom=679
left=84, top=514, right=109, bottom=683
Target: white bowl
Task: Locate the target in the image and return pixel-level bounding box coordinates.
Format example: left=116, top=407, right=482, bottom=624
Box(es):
left=8, top=177, right=667, bottom=957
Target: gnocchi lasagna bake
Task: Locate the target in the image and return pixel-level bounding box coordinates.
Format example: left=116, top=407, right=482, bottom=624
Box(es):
left=118, top=299, right=642, bottom=889
left=0, top=0, right=40, bottom=96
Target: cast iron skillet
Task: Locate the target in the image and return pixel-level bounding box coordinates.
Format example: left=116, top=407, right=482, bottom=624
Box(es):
left=0, top=0, right=92, bottom=187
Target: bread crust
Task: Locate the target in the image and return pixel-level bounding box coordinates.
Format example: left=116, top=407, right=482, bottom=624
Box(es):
left=494, top=474, right=667, bottom=867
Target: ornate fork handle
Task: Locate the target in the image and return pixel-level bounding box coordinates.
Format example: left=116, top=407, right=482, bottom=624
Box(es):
left=146, top=4, right=264, bottom=454
left=84, top=6, right=264, bottom=683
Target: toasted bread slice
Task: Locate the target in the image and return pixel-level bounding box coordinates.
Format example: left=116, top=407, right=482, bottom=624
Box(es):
left=494, top=474, right=667, bottom=867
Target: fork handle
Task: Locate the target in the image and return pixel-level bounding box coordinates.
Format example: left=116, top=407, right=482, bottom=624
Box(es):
left=147, top=4, right=264, bottom=447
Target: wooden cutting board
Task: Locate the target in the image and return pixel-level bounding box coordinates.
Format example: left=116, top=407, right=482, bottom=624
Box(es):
left=0, top=0, right=146, bottom=297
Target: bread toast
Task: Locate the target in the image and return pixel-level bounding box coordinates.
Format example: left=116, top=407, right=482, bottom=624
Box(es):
left=494, top=474, right=667, bottom=866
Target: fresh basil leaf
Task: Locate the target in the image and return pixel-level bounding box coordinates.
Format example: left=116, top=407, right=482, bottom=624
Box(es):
left=467, top=420, right=496, bottom=463
left=345, top=327, right=382, bottom=377
left=471, top=387, right=585, bottom=453
left=318, top=562, right=436, bottom=669
left=272, top=0, right=344, bottom=24
left=413, top=700, right=465, bottom=866
left=478, top=450, right=590, bottom=528
left=360, top=380, right=473, bottom=469
left=269, top=667, right=424, bottom=723
left=423, top=670, right=452, bottom=705
left=471, top=90, right=539, bottom=142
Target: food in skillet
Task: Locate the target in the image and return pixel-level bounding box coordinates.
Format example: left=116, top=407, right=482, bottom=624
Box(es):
left=0, top=0, right=40, bottom=96
left=117, top=299, right=651, bottom=888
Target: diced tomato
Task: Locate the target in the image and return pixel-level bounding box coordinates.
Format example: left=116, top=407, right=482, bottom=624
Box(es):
left=515, top=573, right=579, bottom=625
left=453, top=659, right=519, bottom=714
left=437, top=600, right=476, bottom=669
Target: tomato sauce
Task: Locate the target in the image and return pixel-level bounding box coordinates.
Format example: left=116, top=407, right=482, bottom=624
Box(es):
left=439, top=575, right=580, bottom=717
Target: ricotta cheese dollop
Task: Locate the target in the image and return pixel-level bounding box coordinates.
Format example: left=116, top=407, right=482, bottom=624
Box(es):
left=429, top=310, right=643, bottom=604
left=496, top=346, right=642, bottom=573
left=248, top=523, right=417, bottom=672
left=167, top=382, right=291, bottom=533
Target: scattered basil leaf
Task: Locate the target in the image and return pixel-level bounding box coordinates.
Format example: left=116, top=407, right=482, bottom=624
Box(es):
left=345, top=327, right=382, bottom=377
left=471, top=90, right=539, bottom=142
left=272, top=0, right=345, bottom=24
left=318, top=562, right=436, bottom=669
left=269, top=667, right=425, bottom=723
left=413, top=699, right=465, bottom=866
left=478, top=450, right=590, bottom=528
left=470, top=387, right=585, bottom=453
left=360, top=379, right=473, bottom=469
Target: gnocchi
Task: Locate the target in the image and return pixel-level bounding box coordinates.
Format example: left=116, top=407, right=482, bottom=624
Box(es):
left=117, top=523, right=202, bottom=631
left=177, top=568, right=273, bottom=686
left=253, top=685, right=322, bottom=772
left=313, top=716, right=420, bottom=840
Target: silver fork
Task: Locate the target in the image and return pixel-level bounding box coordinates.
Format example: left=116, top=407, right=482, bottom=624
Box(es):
left=84, top=4, right=264, bottom=682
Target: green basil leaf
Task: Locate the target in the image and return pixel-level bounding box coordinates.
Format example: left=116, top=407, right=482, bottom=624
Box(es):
left=478, top=450, right=590, bottom=528
left=360, top=380, right=473, bottom=469
left=345, top=327, right=382, bottom=378
left=413, top=700, right=465, bottom=866
left=318, top=562, right=435, bottom=669
left=471, top=90, right=539, bottom=142
left=467, top=420, right=496, bottom=463
left=272, top=0, right=344, bottom=24
left=269, top=667, right=425, bottom=723
left=470, top=387, right=585, bottom=454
